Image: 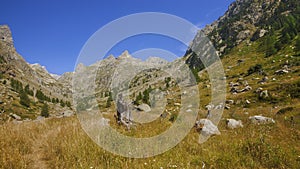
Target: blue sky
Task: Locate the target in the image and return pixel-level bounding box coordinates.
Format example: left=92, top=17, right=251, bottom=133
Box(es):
left=0, top=0, right=234, bottom=75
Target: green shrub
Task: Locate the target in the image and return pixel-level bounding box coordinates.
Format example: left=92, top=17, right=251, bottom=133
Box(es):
left=247, top=64, right=263, bottom=75
left=277, top=107, right=294, bottom=115
left=41, top=103, right=49, bottom=118
left=19, top=90, right=30, bottom=107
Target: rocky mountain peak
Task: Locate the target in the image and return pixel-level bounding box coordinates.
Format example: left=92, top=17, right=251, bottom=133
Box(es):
left=118, top=50, right=132, bottom=59
left=0, top=25, right=14, bottom=48
left=30, top=63, right=48, bottom=72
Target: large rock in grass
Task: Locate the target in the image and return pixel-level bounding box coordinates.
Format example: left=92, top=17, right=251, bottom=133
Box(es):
left=226, top=119, right=243, bottom=129
left=249, top=115, right=275, bottom=124
left=195, top=119, right=220, bottom=136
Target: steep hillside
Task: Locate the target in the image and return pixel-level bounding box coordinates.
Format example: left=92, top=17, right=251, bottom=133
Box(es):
left=186, top=0, right=300, bottom=70
left=0, top=25, right=73, bottom=122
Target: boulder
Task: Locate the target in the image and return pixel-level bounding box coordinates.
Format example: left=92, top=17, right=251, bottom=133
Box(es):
left=249, top=115, right=275, bottom=124
left=226, top=119, right=243, bottom=129
left=61, top=110, right=74, bottom=117
left=137, top=103, right=151, bottom=112
left=195, top=119, right=220, bottom=136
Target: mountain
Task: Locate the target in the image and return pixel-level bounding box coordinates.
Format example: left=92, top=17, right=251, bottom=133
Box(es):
left=0, top=25, right=72, bottom=122
left=186, top=0, right=300, bottom=70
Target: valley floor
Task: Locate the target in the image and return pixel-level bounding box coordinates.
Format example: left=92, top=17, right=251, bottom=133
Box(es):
left=0, top=111, right=299, bottom=169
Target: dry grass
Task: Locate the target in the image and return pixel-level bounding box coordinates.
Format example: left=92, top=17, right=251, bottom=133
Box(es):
left=0, top=111, right=299, bottom=169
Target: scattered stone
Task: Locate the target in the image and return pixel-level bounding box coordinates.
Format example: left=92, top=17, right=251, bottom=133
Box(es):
left=0, top=100, right=3, bottom=104
left=255, top=87, right=263, bottom=93
left=205, top=104, right=214, bottom=110
left=225, top=105, right=230, bottom=110
left=237, top=78, right=244, bottom=82
left=260, top=90, right=269, bottom=98
left=229, top=82, right=240, bottom=87
left=259, top=29, right=268, bottom=37
left=9, top=113, right=21, bottom=120
left=195, top=119, right=220, bottom=136
left=226, top=100, right=234, bottom=104
left=275, top=69, right=289, bottom=75
left=226, top=119, right=243, bottom=129
left=258, top=76, right=268, bottom=84
left=246, top=100, right=251, bottom=104
left=174, top=103, right=181, bottom=106
left=249, top=115, right=275, bottom=124
left=137, top=104, right=151, bottom=112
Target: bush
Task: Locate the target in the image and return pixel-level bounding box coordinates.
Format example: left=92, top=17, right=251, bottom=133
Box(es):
left=277, top=107, right=294, bottom=115
left=106, top=92, right=113, bottom=108
left=19, top=90, right=30, bottom=107
left=288, top=81, right=300, bottom=98
left=41, top=103, right=49, bottom=118
left=247, top=64, right=263, bottom=75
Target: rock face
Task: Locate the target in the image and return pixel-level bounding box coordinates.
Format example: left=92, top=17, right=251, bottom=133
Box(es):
left=249, top=115, right=275, bottom=124
left=0, top=25, right=14, bottom=48
left=226, top=119, right=243, bottom=129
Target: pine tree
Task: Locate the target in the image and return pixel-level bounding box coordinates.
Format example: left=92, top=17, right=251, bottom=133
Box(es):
left=41, top=103, right=49, bottom=118
left=19, top=90, right=30, bottom=107
left=265, top=35, right=277, bottom=57
left=60, top=99, right=65, bottom=107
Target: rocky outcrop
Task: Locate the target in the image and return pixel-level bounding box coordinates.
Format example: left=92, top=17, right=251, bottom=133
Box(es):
left=185, top=0, right=281, bottom=69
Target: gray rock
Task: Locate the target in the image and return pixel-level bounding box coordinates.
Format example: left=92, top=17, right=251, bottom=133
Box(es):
left=226, top=119, right=243, bottom=129
left=260, top=90, right=269, bottom=98
left=246, top=100, right=251, bottom=104
left=275, top=69, right=289, bottom=75
left=137, top=103, right=151, bottom=112
left=249, top=115, right=275, bottom=124
left=195, top=119, right=220, bottom=136
left=61, top=110, right=74, bottom=117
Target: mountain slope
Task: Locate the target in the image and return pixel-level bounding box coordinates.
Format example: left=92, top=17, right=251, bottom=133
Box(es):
left=186, top=0, right=300, bottom=70
left=0, top=25, right=72, bottom=122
